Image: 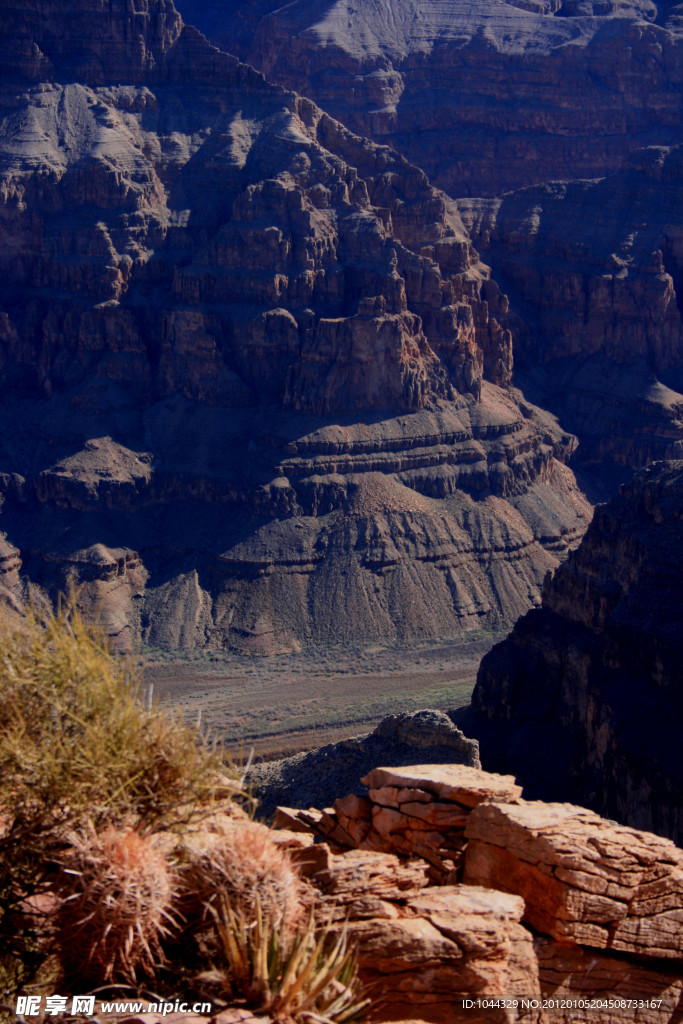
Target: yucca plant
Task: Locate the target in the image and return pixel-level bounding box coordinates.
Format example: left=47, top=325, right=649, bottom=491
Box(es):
left=206, top=892, right=369, bottom=1023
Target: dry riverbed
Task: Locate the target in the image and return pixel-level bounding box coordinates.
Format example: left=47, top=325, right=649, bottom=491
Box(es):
left=144, top=633, right=502, bottom=762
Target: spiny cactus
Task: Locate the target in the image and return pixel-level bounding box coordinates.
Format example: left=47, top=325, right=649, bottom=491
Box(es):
left=178, top=818, right=308, bottom=945
left=54, top=824, right=176, bottom=984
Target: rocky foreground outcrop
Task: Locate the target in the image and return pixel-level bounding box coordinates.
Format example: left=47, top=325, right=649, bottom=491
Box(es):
left=275, top=764, right=683, bottom=1023
left=176, top=0, right=683, bottom=198
left=45, top=763, right=683, bottom=1024
left=0, top=0, right=591, bottom=650
left=468, top=459, right=683, bottom=845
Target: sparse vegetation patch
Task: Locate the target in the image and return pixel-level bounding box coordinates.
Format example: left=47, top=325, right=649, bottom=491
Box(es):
left=0, top=600, right=366, bottom=1021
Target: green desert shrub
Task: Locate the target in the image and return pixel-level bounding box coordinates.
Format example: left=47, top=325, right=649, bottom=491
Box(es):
left=0, top=597, right=238, bottom=990
left=0, top=599, right=236, bottom=833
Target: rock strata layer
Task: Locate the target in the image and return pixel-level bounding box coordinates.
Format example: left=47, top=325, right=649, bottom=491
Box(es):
left=173, top=1, right=683, bottom=482
left=281, top=762, right=523, bottom=884
left=469, top=459, right=683, bottom=844
left=274, top=822, right=543, bottom=1024
left=70, top=764, right=683, bottom=1024
left=0, top=0, right=590, bottom=650
left=175, top=0, right=683, bottom=198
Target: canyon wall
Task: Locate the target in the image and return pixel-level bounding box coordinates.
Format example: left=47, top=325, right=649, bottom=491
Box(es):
left=174, top=0, right=683, bottom=481
left=176, top=0, right=683, bottom=198
left=468, top=459, right=683, bottom=844
left=457, top=149, right=683, bottom=475
left=0, top=0, right=590, bottom=650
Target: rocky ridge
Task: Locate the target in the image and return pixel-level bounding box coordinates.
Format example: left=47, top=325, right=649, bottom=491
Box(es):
left=176, top=0, right=683, bottom=198
left=248, top=709, right=481, bottom=819
left=468, top=459, right=683, bottom=844
left=0, top=0, right=590, bottom=650
left=32, top=762, right=683, bottom=1024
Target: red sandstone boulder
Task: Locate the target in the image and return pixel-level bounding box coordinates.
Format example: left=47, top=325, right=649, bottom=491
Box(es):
left=464, top=800, right=683, bottom=960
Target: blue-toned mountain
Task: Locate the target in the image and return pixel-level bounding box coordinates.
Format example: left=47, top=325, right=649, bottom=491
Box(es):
left=0, top=0, right=589, bottom=649
left=176, top=0, right=683, bottom=198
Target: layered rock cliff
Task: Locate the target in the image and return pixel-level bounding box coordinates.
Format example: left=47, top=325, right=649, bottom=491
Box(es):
left=159, top=1, right=683, bottom=482
left=176, top=0, right=683, bottom=198
left=457, top=148, right=683, bottom=475
left=468, top=459, right=683, bottom=844
left=0, top=0, right=590, bottom=650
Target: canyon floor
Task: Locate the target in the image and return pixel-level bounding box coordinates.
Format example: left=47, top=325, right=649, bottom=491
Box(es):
left=146, top=631, right=501, bottom=762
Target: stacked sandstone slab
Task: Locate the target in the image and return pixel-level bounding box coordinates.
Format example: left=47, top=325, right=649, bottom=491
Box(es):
left=278, top=763, right=523, bottom=883
left=278, top=765, right=683, bottom=1024
left=465, top=800, right=683, bottom=958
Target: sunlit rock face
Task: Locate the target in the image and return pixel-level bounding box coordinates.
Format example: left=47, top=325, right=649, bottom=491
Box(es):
left=271, top=761, right=683, bottom=1021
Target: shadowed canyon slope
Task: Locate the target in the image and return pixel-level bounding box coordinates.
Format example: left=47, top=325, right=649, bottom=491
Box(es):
left=468, top=459, right=683, bottom=844
left=176, top=0, right=683, bottom=198
left=457, top=149, right=683, bottom=475
left=175, top=0, right=683, bottom=484
left=0, top=0, right=590, bottom=650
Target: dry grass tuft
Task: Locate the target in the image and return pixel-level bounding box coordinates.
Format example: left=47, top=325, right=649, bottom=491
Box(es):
left=0, top=596, right=241, bottom=991
left=54, top=825, right=175, bottom=984
left=0, top=597, right=237, bottom=839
